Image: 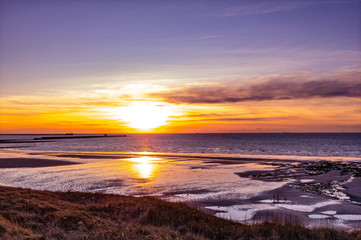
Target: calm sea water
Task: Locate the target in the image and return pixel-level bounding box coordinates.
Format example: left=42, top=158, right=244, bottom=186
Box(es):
left=1, top=133, right=360, bottom=159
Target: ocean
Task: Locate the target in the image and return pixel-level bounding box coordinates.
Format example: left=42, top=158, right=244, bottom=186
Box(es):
left=1, top=133, right=360, bottom=159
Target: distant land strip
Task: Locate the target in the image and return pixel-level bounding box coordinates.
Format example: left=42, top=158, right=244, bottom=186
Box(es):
left=33, top=134, right=127, bottom=140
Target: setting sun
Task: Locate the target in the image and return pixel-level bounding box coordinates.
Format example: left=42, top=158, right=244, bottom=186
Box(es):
left=117, top=102, right=173, bottom=130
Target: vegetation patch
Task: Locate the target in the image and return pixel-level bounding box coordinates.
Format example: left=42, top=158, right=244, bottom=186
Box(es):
left=0, top=186, right=360, bottom=239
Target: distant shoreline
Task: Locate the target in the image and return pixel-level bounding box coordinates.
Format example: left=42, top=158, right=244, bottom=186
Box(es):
left=1, top=132, right=361, bottom=135
left=33, top=134, right=127, bottom=140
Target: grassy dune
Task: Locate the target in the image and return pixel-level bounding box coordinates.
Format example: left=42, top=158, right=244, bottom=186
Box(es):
left=0, top=186, right=360, bottom=240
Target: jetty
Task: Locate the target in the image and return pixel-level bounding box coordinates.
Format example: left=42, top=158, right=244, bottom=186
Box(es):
left=34, top=135, right=127, bottom=140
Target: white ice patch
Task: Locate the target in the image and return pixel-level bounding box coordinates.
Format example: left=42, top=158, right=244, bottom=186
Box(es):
left=318, top=181, right=350, bottom=201
left=343, top=175, right=355, bottom=185
left=322, top=210, right=337, bottom=215
left=300, top=195, right=313, bottom=198
left=172, top=179, right=287, bottom=202
left=205, top=204, right=277, bottom=221
left=334, top=215, right=361, bottom=221
left=322, top=189, right=350, bottom=201
left=300, top=179, right=314, bottom=183
left=174, top=192, right=248, bottom=201
left=206, top=200, right=343, bottom=222
left=308, top=214, right=330, bottom=219
left=259, top=199, right=292, bottom=204
left=276, top=200, right=341, bottom=212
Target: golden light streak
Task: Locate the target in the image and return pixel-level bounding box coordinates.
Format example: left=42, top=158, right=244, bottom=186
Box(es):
left=127, top=156, right=160, bottom=179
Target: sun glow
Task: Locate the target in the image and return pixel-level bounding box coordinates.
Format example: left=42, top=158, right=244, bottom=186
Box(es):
left=128, top=156, right=159, bottom=179
left=118, top=102, right=172, bottom=130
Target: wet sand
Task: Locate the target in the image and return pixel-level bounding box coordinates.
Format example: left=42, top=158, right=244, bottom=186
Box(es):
left=0, top=158, right=80, bottom=168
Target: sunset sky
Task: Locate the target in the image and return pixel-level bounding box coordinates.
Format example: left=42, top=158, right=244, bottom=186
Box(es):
left=1, top=0, right=360, bottom=133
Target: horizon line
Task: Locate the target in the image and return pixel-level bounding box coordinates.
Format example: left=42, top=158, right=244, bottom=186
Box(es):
left=1, top=132, right=360, bottom=135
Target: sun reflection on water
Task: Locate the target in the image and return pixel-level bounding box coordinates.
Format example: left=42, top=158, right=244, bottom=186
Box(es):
left=127, top=156, right=160, bottom=179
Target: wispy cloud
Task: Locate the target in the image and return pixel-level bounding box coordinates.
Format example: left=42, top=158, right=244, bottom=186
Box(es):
left=196, top=117, right=297, bottom=122
left=219, top=0, right=361, bottom=17
left=149, top=69, right=361, bottom=104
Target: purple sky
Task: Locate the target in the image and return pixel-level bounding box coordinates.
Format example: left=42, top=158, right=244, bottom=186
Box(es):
left=1, top=0, right=360, bottom=94
left=0, top=0, right=360, bottom=133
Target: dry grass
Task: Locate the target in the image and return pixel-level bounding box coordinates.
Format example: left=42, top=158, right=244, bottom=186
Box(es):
left=0, top=186, right=360, bottom=240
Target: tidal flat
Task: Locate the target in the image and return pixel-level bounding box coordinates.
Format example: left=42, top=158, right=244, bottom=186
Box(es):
left=0, top=150, right=360, bottom=232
